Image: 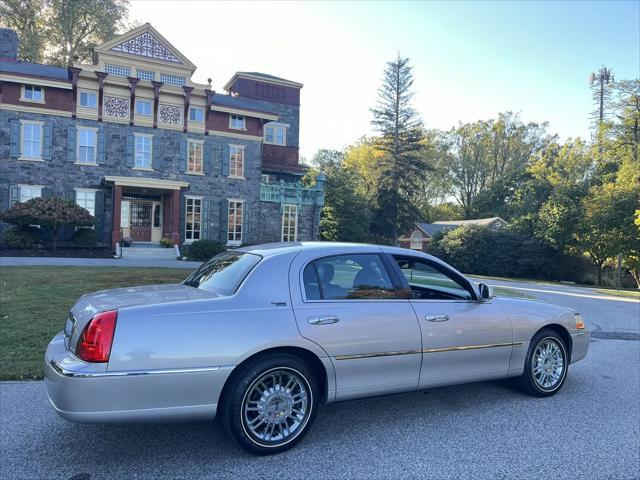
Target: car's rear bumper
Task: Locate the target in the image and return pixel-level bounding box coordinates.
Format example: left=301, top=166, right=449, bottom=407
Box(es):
left=570, top=331, right=590, bottom=364
left=45, top=333, right=234, bottom=423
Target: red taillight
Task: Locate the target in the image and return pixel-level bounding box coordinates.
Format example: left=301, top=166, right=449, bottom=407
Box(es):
left=75, top=310, right=118, bottom=362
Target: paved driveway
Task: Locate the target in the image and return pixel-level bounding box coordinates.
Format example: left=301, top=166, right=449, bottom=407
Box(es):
left=1, top=279, right=639, bottom=480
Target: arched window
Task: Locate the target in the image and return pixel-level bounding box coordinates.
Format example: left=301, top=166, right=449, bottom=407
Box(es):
left=410, top=230, right=423, bottom=250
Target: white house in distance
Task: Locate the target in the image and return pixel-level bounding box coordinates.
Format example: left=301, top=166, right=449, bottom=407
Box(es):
left=398, top=217, right=508, bottom=251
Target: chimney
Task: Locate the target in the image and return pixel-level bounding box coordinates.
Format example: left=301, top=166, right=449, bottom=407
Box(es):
left=0, top=28, right=19, bottom=61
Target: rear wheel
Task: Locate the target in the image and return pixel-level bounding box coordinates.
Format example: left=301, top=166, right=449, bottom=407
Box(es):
left=221, top=354, right=318, bottom=455
left=518, top=329, right=568, bottom=397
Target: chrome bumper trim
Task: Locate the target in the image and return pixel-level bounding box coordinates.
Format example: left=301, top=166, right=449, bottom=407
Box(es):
left=50, top=360, right=229, bottom=378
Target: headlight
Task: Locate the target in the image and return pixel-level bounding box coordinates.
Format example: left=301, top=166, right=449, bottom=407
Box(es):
left=574, top=313, right=585, bottom=329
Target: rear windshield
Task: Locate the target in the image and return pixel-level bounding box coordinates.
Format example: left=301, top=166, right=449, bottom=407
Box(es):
left=183, top=251, right=261, bottom=295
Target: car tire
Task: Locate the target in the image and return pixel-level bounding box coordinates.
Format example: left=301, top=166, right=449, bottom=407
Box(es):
left=220, top=353, right=319, bottom=455
left=518, top=328, right=569, bottom=397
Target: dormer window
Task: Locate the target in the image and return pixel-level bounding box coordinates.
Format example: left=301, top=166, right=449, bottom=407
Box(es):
left=105, top=64, right=131, bottom=77
left=189, top=107, right=204, bottom=123
left=264, top=123, right=287, bottom=146
left=160, top=73, right=185, bottom=86
left=229, top=114, right=246, bottom=130
left=21, top=85, right=44, bottom=103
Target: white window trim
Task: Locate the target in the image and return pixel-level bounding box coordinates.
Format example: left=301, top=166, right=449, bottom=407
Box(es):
left=76, top=126, right=98, bottom=165
left=263, top=122, right=288, bottom=146
left=135, top=99, right=153, bottom=116
left=229, top=114, right=246, bottom=131
left=226, top=198, right=244, bottom=246
left=74, top=188, right=98, bottom=228
left=20, top=84, right=45, bottom=104
left=78, top=89, right=98, bottom=109
left=184, top=195, right=204, bottom=244
left=189, top=106, right=204, bottom=123
left=19, top=120, right=44, bottom=161
left=133, top=133, right=154, bottom=170
left=186, top=139, right=205, bottom=174
left=228, top=144, right=245, bottom=179
left=18, top=184, right=43, bottom=202
left=281, top=204, right=298, bottom=242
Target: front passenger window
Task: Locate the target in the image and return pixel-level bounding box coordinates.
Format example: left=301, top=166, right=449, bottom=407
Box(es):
left=303, top=254, right=397, bottom=300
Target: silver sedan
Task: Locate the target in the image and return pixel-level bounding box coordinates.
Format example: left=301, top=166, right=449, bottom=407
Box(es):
left=45, top=242, right=590, bottom=454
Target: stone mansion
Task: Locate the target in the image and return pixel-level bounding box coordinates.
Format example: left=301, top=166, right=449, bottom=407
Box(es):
left=0, top=24, right=324, bottom=250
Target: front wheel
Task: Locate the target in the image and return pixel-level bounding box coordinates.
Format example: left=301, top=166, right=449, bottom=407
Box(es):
left=220, top=354, right=318, bottom=455
left=518, top=329, right=568, bottom=397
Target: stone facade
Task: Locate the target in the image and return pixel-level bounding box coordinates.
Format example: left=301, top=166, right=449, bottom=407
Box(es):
left=0, top=24, right=322, bottom=250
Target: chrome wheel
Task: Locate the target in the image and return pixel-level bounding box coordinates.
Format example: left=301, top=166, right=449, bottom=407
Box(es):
left=532, top=337, right=566, bottom=391
left=241, top=367, right=311, bottom=447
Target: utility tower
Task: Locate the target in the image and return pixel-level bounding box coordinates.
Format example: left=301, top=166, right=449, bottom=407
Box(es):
left=589, top=66, right=614, bottom=124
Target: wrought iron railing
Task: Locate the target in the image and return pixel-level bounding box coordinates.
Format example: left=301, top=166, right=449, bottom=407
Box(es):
left=260, top=180, right=324, bottom=207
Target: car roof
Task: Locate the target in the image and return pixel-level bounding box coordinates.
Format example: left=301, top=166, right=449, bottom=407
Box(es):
left=237, top=241, right=442, bottom=262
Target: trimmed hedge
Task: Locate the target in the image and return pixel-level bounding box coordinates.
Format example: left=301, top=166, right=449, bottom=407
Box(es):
left=185, top=239, right=226, bottom=261
left=71, top=228, right=97, bottom=248
left=2, top=225, right=41, bottom=249
left=427, top=225, right=590, bottom=282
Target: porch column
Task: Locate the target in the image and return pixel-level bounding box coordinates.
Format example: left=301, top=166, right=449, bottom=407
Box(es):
left=111, top=184, right=122, bottom=250
left=171, top=189, right=181, bottom=245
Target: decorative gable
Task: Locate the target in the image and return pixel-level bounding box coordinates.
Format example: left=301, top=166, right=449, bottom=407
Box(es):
left=111, top=32, right=182, bottom=64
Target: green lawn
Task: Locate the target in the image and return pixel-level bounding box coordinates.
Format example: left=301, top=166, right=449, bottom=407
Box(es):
left=0, top=266, right=190, bottom=381
left=595, top=288, right=640, bottom=299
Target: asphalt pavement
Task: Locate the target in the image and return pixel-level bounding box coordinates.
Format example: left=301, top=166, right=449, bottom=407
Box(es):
left=1, top=279, right=639, bottom=480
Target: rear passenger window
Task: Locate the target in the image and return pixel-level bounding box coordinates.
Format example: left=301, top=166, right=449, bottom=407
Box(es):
left=303, top=254, right=397, bottom=300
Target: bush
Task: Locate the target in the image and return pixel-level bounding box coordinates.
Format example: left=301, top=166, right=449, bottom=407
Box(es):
left=426, top=225, right=584, bottom=281
left=2, top=225, right=41, bottom=249
left=71, top=228, right=97, bottom=248
left=185, top=239, right=225, bottom=261
left=159, top=237, right=173, bottom=248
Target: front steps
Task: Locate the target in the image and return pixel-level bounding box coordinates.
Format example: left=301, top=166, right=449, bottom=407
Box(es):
left=121, top=243, right=178, bottom=260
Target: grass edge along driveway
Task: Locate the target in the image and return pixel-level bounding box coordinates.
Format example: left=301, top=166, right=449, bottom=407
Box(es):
left=0, top=266, right=190, bottom=381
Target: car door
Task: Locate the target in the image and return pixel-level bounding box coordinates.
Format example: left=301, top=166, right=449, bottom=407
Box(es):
left=390, top=253, right=514, bottom=388
left=289, top=250, right=422, bottom=401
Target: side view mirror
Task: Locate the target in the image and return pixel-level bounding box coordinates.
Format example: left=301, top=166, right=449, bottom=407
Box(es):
left=478, top=283, right=494, bottom=300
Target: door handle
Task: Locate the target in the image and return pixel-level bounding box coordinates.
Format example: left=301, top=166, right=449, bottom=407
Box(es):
left=425, top=314, right=449, bottom=322
left=308, top=315, right=340, bottom=325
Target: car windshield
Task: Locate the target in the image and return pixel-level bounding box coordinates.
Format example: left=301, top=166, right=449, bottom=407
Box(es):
left=183, top=251, right=261, bottom=295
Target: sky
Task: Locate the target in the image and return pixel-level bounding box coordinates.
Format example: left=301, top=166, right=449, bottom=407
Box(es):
left=129, top=0, right=640, bottom=160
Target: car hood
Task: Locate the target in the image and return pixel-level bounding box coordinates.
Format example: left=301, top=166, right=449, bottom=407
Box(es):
left=70, top=284, right=219, bottom=327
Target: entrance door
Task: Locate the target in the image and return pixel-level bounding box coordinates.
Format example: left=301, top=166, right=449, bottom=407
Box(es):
left=151, top=201, right=162, bottom=242
left=129, top=201, right=152, bottom=241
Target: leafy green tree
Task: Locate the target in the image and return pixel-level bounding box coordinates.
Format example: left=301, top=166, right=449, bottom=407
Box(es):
left=314, top=149, right=371, bottom=242
left=0, top=0, right=46, bottom=62
left=371, top=54, right=428, bottom=243
left=0, top=197, right=94, bottom=252
left=0, top=0, right=130, bottom=66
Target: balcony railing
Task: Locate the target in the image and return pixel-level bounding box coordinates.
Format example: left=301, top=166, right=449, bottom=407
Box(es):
left=260, top=180, right=324, bottom=207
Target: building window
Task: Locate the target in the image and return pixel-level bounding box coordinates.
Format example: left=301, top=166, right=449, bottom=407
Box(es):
left=227, top=200, right=243, bottom=245
left=282, top=204, right=298, bottom=242
left=137, top=69, right=155, bottom=81
left=264, top=123, right=286, bottom=145
left=79, top=91, right=97, bottom=108
left=229, top=145, right=244, bottom=178
left=229, top=114, right=246, bottom=130
left=105, top=64, right=131, bottom=77
left=75, top=189, right=96, bottom=217
left=185, top=196, right=202, bottom=242
left=134, top=135, right=152, bottom=169
left=77, top=128, right=97, bottom=164
left=21, top=85, right=44, bottom=103
left=189, top=107, right=204, bottom=123
left=410, top=230, right=423, bottom=250
left=160, top=73, right=185, bottom=86
left=187, top=140, right=203, bottom=174
left=135, top=99, right=152, bottom=116
left=19, top=185, right=42, bottom=202
left=20, top=121, right=43, bottom=160
left=261, top=174, right=271, bottom=184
